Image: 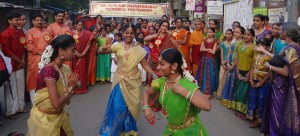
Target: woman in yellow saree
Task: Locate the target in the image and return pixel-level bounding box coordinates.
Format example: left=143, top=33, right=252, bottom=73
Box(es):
left=27, top=35, right=79, bottom=136
left=143, top=48, right=211, bottom=136
left=98, top=24, right=157, bottom=135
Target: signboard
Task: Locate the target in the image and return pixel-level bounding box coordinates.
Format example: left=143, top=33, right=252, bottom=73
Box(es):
left=185, top=0, right=196, bottom=11
left=268, top=8, right=287, bottom=23
left=90, top=2, right=167, bottom=18
left=207, top=1, right=223, bottom=15
left=194, top=0, right=205, bottom=12
left=253, top=7, right=268, bottom=16
left=223, top=0, right=253, bottom=31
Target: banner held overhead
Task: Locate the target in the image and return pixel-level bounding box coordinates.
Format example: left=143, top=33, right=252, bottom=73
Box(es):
left=90, top=2, right=167, bottom=18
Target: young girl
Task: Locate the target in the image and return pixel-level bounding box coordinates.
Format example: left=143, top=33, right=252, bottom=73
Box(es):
left=96, top=28, right=111, bottom=84
left=195, top=27, right=218, bottom=97
left=271, top=23, right=287, bottom=55
left=231, top=29, right=256, bottom=119
left=110, top=33, right=122, bottom=82
left=136, top=38, right=150, bottom=85
left=216, top=29, right=233, bottom=99
left=253, top=14, right=272, bottom=43
left=221, top=26, right=245, bottom=107
left=247, top=38, right=272, bottom=128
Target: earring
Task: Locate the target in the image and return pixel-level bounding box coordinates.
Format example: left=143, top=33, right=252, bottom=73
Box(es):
left=171, top=70, right=175, bottom=74
left=61, top=56, right=64, bottom=59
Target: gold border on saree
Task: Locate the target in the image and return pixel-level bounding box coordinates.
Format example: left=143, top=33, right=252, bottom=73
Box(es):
left=167, top=116, right=196, bottom=130
left=38, top=108, right=62, bottom=115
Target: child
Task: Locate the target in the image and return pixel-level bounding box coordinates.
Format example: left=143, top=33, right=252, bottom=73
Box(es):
left=110, top=33, right=122, bottom=82
left=221, top=26, right=245, bottom=107
left=271, top=23, right=286, bottom=55
left=136, top=38, right=150, bottom=86
left=247, top=38, right=272, bottom=128
left=216, top=29, right=233, bottom=99
left=96, top=28, right=111, bottom=84
left=137, top=32, right=144, bottom=39
left=232, top=29, right=256, bottom=120
left=195, top=27, right=218, bottom=97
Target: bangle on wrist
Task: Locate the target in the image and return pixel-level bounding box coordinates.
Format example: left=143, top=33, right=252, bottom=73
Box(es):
left=269, top=66, right=272, bottom=71
left=142, top=105, right=150, bottom=111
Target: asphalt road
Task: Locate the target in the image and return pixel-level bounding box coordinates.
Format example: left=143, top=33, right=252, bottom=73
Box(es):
left=0, top=83, right=260, bottom=136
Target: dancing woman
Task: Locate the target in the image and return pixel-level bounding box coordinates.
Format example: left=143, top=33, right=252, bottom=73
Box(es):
left=98, top=24, right=157, bottom=135
left=143, top=48, right=211, bottom=136
left=144, top=20, right=178, bottom=111
left=27, top=35, right=80, bottom=136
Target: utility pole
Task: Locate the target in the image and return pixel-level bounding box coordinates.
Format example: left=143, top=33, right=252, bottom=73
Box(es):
left=178, top=0, right=181, bottom=16
left=287, top=0, right=298, bottom=22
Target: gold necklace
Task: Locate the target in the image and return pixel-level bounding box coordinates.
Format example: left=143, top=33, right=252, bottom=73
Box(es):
left=122, top=42, right=133, bottom=60
left=53, top=63, right=68, bottom=92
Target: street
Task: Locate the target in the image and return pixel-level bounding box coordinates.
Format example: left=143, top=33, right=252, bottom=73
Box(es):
left=0, top=83, right=260, bottom=136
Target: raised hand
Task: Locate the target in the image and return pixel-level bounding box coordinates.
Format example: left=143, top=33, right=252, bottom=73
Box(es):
left=68, top=73, right=79, bottom=88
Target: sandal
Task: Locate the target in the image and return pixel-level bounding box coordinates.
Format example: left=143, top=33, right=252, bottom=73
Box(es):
left=6, top=114, right=18, bottom=119
left=18, top=109, right=28, bottom=113
left=249, top=120, right=261, bottom=128
left=235, top=112, right=247, bottom=120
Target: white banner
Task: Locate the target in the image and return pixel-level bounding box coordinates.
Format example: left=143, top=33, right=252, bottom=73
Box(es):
left=185, top=0, right=196, bottom=11
left=207, top=1, right=223, bottom=15
left=90, top=2, right=167, bottom=17
left=268, top=8, right=287, bottom=23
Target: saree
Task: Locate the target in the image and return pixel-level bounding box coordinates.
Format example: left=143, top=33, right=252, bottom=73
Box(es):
left=27, top=65, right=73, bottom=136
left=96, top=36, right=111, bottom=81
left=190, top=30, right=203, bottom=76
left=148, top=35, right=175, bottom=112
left=87, top=38, right=97, bottom=85
left=261, top=44, right=300, bottom=136
left=172, top=29, right=191, bottom=70
left=255, top=29, right=271, bottom=44
left=72, top=30, right=92, bottom=94
left=152, top=77, right=208, bottom=136
left=99, top=43, right=146, bottom=136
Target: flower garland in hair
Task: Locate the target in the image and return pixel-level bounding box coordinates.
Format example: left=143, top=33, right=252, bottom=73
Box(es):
left=179, top=50, right=197, bottom=84
left=38, top=45, right=54, bottom=70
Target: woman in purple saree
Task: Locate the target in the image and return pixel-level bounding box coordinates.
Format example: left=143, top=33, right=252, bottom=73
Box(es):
left=259, top=22, right=300, bottom=136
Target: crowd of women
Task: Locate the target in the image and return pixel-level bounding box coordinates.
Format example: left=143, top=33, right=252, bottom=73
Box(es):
left=1, top=10, right=298, bottom=135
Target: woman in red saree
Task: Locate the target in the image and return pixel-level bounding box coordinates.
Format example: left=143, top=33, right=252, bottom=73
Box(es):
left=72, top=20, right=92, bottom=94
left=87, top=26, right=99, bottom=86
left=172, top=18, right=191, bottom=70
left=144, top=20, right=178, bottom=111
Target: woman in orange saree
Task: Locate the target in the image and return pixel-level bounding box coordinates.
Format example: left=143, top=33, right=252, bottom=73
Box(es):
left=172, top=18, right=191, bottom=70
left=72, top=20, right=92, bottom=94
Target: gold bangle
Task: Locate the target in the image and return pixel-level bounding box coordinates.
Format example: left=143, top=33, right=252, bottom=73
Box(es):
left=68, top=87, right=74, bottom=92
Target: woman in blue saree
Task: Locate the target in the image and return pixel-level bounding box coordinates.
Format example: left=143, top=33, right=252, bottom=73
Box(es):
left=97, top=24, right=157, bottom=136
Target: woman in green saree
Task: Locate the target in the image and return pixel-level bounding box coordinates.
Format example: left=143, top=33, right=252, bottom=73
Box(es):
left=143, top=48, right=211, bottom=136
